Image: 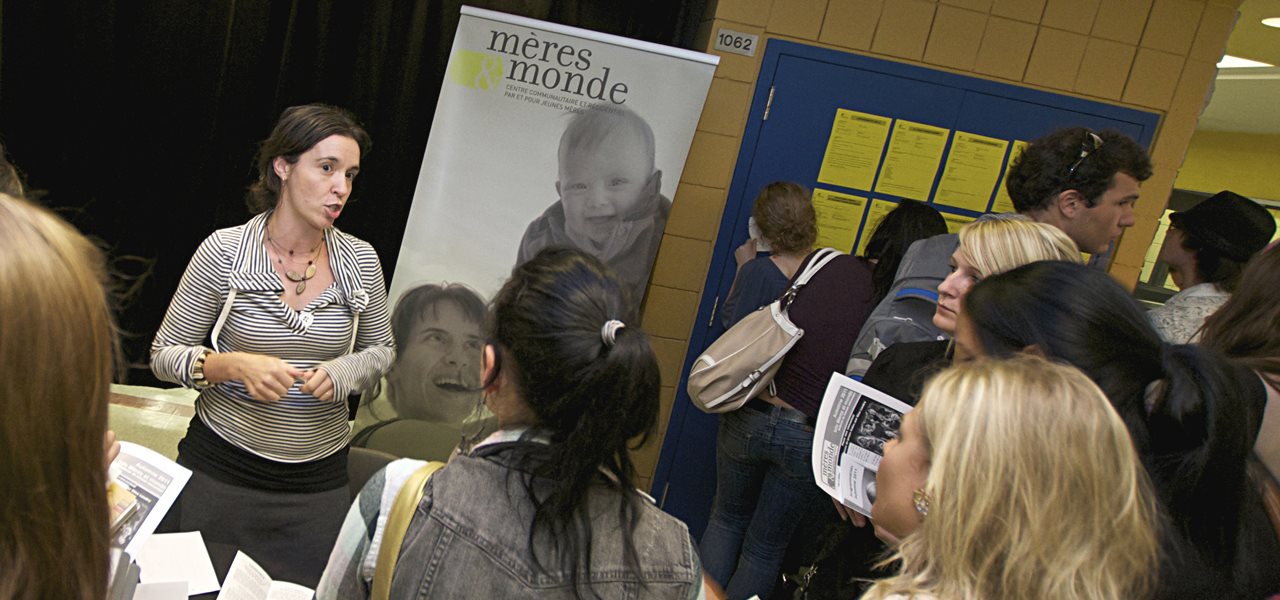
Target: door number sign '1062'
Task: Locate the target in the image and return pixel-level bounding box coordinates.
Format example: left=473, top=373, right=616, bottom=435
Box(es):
left=715, top=29, right=759, bottom=57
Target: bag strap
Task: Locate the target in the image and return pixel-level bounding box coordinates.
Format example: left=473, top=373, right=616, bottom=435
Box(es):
left=372, top=460, right=447, bottom=600
left=348, top=312, right=360, bottom=355
left=780, top=248, right=841, bottom=308
left=210, top=289, right=236, bottom=353
left=794, top=247, right=841, bottom=287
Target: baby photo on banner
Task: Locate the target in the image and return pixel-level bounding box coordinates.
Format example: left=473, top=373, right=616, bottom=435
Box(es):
left=357, top=6, right=718, bottom=461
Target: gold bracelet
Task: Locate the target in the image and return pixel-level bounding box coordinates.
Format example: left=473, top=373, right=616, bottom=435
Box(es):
left=192, top=349, right=213, bottom=390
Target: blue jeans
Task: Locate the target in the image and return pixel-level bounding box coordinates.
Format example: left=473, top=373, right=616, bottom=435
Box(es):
left=699, top=405, right=827, bottom=599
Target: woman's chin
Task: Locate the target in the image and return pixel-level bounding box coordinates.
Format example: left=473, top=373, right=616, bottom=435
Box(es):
left=872, top=523, right=901, bottom=546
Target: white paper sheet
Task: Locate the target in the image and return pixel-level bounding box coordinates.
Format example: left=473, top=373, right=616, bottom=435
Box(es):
left=136, top=531, right=220, bottom=596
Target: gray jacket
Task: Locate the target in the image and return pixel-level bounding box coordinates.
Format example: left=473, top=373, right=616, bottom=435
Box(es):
left=846, top=233, right=957, bottom=377
left=321, top=440, right=702, bottom=599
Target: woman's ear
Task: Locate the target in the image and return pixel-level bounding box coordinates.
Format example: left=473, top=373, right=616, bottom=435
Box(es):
left=273, top=156, right=291, bottom=182
left=481, top=344, right=499, bottom=392
left=1021, top=343, right=1046, bottom=358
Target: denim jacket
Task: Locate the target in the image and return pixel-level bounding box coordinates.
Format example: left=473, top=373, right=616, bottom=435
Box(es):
left=318, top=437, right=702, bottom=599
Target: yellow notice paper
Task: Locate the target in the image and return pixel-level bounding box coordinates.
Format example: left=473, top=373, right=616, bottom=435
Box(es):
left=875, top=120, right=950, bottom=201
left=817, top=109, right=892, bottom=191
left=855, top=199, right=900, bottom=257
left=935, top=132, right=1009, bottom=212
left=941, top=211, right=976, bottom=235
left=991, top=140, right=1028, bottom=214
left=812, top=188, right=869, bottom=254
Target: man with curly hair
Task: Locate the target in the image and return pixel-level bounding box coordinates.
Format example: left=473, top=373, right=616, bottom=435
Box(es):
left=1004, top=127, right=1153, bottom=255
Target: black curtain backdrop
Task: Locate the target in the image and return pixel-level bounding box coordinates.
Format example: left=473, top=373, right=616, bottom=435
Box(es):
left=0, top=0, right=707, bottom=385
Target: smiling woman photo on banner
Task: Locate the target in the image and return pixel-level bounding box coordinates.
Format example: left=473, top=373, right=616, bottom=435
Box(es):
left=352, top=282, right=496, bottom=460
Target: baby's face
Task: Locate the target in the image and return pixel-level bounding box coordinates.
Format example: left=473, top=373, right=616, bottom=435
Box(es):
left=557, top=137, right=658, bottom=250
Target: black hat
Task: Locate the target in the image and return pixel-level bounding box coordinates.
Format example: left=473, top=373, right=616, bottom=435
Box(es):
left=1170, top=191, right=1276, bottom=262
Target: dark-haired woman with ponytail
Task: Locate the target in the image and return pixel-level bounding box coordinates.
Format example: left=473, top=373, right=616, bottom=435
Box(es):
left=956, top=260, right=1280, bottom=598
left=318, top=247, right=708, bottom=599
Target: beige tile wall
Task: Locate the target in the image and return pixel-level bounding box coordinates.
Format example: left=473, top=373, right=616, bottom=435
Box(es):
left=632, top=0, right=1243, bottom=485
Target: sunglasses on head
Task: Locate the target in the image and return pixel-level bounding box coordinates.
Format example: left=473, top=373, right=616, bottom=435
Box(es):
left=1063, top=131, right=1104, bottom=184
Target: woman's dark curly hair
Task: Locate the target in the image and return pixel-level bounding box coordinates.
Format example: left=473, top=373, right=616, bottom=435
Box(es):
left=862, top=199, right=947, bottom=305
left=752, top=181, right=817, bottom=254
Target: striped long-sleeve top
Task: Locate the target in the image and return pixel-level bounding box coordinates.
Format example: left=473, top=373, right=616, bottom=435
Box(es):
left=151, top=211, right=394, bottom=463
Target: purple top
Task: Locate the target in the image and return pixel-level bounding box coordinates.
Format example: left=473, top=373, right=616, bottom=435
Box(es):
left=773, top=251, right=876, bottom=418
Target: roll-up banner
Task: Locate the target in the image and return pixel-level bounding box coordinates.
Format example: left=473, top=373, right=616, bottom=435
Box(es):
left=353, top=7, right=718, bottom=461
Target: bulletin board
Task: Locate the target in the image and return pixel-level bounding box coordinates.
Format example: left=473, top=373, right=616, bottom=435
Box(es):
left=653, top=39, right=1161, bottom=538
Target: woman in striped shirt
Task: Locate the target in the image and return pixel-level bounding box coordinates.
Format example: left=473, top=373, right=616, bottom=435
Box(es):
left=151, top=104, right=394, bottom=587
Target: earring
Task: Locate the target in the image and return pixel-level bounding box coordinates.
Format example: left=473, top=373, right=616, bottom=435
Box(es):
left=912, top=488, right=931, bottom=517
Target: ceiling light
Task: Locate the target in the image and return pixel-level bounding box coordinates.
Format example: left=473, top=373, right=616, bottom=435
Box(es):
left=1262, top=17, right=1280, bottom=28
left=1218, top=54, right=1274, bottom=68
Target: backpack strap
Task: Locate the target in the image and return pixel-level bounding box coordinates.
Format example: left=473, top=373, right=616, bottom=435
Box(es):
left=896, top=287, right=939, bottom=302
left=372, top=461, right=447, bottom=600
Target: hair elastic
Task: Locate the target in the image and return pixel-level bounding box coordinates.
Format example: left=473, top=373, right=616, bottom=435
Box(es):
left=601, top=319, right=625, bottom=347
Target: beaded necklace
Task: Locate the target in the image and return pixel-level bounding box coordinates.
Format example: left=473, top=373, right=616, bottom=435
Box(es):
left=265, top=222, right=325, bottom=294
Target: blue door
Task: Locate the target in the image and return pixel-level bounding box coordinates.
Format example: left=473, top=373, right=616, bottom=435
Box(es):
left=654, top=40, right=1159, bottom=538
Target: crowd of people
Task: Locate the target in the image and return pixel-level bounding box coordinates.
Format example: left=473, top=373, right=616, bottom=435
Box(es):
left=1, top=104, right=1277, bottom=600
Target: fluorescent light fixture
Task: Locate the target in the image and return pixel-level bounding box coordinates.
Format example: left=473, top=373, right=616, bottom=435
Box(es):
left=1262, top=17, right=1280, bottom=28
left=1218, top=54, right=1274, bottom=68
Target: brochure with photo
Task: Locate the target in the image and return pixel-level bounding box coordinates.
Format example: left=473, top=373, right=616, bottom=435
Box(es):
left=109, top=441, right=192, bottom=556
left=811, top=372, right=913, bottom=517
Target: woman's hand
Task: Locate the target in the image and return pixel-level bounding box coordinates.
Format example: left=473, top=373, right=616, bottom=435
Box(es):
left=206, top=352, right=304, bottom=402
left=832, top=497, right=867, bottom=527
left=734, top=238, right=758, bottom=270
left=702, top=572, right=727, bottom=600
left=300, top=368, right=337, bottom=402
left=104, top=430, right=121, bottom=470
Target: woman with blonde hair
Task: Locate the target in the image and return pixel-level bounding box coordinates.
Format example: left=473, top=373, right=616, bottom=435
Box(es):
left=0, top=193, right=118, bottom=600
left=821, top=218, right=1085, bottom=592
left=861, top=216, right=1082, bottom=406
left=960, top=260, right=1280, bottom=596
left=865, top=355, right=1161, bottom=600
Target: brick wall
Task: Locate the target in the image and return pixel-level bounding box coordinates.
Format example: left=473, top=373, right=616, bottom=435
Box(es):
left=633, top=0, right=1242, bottom=485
